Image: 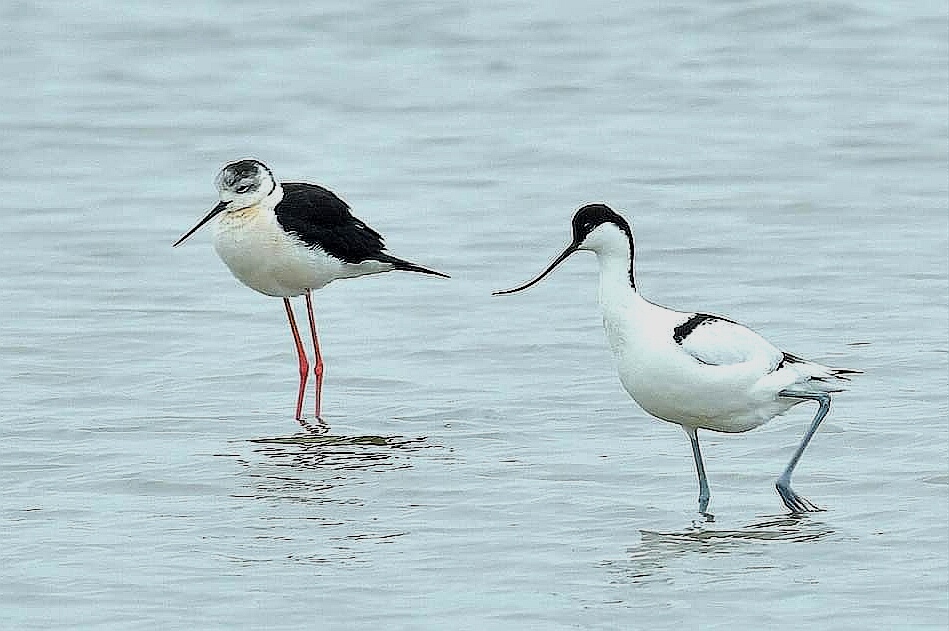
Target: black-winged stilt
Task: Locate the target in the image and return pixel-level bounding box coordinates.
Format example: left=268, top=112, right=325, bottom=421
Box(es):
left=174, top=159, right=448, bottom=428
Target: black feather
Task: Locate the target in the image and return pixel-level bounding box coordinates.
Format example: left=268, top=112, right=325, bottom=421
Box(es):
left=778, top=351, right=861, bottom=380
left=673, top=313, right=735, bottom=344
left=274, top=183, right=387, bottom=264
left=273, top=183, right=448, bottom=278
left=777, top=352, right=807, bottom=369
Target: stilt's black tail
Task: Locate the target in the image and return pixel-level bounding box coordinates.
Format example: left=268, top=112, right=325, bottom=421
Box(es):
left=379, top=253, right=450, bottom=278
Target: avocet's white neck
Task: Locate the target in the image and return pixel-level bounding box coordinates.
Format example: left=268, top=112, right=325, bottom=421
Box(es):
left=595, top=247, right=639, bottom=315
left=579, top=222, right=638, bottom=311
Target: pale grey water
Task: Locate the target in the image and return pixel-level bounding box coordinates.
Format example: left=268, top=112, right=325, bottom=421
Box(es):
left=1, top=1, right=947, bottom=629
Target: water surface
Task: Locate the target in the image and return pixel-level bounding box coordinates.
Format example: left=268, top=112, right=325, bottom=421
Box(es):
left=1, top=1, right=947, bottom=629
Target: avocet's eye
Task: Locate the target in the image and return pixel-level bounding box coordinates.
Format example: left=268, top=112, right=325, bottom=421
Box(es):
left=235, top=183, right=253, bottom=194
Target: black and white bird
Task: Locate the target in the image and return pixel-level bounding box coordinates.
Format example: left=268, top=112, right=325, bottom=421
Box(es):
left=174, top=159, right=448, bottom=427
left=495, top=204, right=858, bottom=516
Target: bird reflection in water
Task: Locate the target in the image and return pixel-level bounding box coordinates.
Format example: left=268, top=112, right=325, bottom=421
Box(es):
left=602, top=514, right=835, bottom=586
left=227, top=434, right=436, bottom=505
left=249, top=434, right=431, bottom=472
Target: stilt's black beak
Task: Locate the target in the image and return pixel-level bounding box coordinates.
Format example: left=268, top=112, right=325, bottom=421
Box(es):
left=173, top=201, right=228, bottom=247
left=493, top=240, right=581, bottom=295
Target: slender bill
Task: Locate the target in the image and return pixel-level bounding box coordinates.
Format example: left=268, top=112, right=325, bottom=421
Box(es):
left=173, top=201, right=228, bottom=247
left=493, top=240, right=581, bottom=295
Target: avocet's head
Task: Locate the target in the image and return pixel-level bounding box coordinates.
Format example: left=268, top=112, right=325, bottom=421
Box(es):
left=568, top=203, right=633, bottom=253
left=173, top=159, right=278, bottom=246
left=493, top=204, right=634, bottom=295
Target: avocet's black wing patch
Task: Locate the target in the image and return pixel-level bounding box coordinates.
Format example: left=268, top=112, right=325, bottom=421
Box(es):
left=673, top=313, right=731, bottom=344
left=674, top=313, right=782, bottom=367
left=777, top=352, right=807, bottom=370
left=275, top=183, right=387, bottom=264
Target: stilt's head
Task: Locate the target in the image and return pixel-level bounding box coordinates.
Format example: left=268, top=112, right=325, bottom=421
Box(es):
left=213, top=159, right=278, bottom=208
left=493, top=204, right=635, bottom=295
left=173, top=159, right=279, bottom=246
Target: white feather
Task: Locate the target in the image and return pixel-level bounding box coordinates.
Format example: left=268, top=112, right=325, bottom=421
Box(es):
left=212, top=185, right=391, bottom=298
left=677, top=317, right=782, bottom=368
left=580, top=221, right=851, bottom=434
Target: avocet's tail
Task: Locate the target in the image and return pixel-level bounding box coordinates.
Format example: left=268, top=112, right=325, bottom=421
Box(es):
left=781, top=352, right=861, bottom=393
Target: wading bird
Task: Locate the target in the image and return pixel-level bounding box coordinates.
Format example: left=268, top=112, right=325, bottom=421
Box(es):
left=495, top=204, right=857, bottom=516
left=174, top=159, right=448, bottom=427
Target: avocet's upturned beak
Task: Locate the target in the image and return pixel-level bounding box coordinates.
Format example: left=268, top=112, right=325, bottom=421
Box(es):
left=492, top=240, right=581, bottom=295
left=173, top=201, right=229, bottom=247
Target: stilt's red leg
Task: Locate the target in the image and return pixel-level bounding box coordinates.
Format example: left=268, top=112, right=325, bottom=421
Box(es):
left=304, top=290, right=324, bottom=420
left=283, top=298, right=309, bottom=422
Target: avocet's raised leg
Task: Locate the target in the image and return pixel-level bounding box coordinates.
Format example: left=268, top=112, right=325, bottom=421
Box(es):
left=283, top=298, right=309, bottom=425
left=775, top=391, right=832, bottom=513
left=685, top=426, right=713, bottom=518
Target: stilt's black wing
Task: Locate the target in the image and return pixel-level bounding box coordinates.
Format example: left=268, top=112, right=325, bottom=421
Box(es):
left=275, top=183, right=387, bottom=264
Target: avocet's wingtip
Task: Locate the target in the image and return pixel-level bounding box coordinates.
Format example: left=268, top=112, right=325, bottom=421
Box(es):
left=831, top=368, right=862, bottom=381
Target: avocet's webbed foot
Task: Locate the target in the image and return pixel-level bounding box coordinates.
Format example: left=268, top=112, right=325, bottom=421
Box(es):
left=776, top=480, right=823, bottom=513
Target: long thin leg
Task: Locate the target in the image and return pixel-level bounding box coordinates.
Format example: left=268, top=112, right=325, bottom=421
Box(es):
left=304, top=290, right=324, bottom=421
left=775, top=390, right=831, bottom=513
left=283, top=298, right=309, bottom=423
left=685, top=426, right=712, bottom=518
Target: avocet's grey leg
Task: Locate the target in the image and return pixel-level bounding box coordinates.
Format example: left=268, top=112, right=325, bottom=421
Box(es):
left=685, top=426, right=712, bottom=518
left=775, top=391, right=832, bottom=513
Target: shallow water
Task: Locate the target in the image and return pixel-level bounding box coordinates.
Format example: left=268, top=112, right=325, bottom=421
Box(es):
left=1, top=1, right=947, bottom=629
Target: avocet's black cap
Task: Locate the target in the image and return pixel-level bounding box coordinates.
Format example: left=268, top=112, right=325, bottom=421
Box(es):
left=571, top=203, right=631, bottom=244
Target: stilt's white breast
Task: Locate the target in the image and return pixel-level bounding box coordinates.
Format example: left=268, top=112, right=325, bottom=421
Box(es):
left=212, top=205, right=318, bottom=297
left=211, top=202, right=389, bottom=298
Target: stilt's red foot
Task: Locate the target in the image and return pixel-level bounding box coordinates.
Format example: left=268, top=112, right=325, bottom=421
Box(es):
left=297, top=416, right=328, bottom=435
